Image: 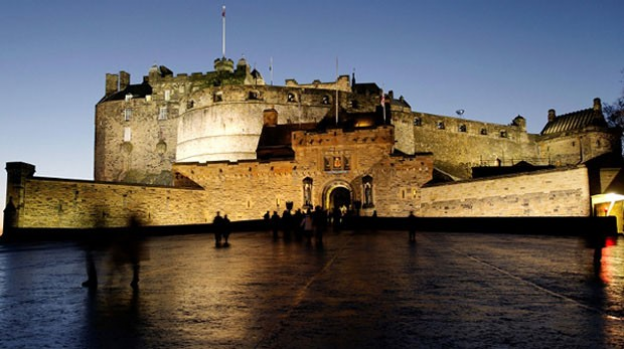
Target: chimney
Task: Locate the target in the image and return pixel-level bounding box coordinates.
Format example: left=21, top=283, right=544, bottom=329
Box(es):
left=105, top=73, right=119, bottom=96
left=119, top=71, right=130, bottom=91
left=548, top=109, right=556, bottom=122
left=593, top=97, right=602, bottom=111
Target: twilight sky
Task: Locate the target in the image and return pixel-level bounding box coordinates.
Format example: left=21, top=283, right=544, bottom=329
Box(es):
left=0, top=0, right=623, bottom=231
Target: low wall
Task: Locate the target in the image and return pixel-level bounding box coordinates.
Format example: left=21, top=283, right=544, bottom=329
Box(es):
left=418, top=166, right=590, bottom=217
left=12, top=177, right=210, bottom=229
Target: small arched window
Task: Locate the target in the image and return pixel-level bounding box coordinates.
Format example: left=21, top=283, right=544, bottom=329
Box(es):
left=458, top=124, right=467, bottom=132
left=413, top=117, right=422, bottom=126
left=480, top=128, right=488, bottom=135
left=287, top=92, right=296, bottom=103
left=322, top=95, right=330, bottom=105
left=437, top=121, right=445, bottom=130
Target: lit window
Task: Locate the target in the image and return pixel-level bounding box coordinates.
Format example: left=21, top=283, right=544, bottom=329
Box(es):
left=124, top=108, right=132, bottom=121
left=123, top=127, right=132, bottom=142
left=159, top=107, right=168, bottom=120
left=164, top=90, right=171, bottom=101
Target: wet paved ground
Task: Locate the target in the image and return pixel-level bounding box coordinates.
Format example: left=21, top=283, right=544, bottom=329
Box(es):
left=1, top=229, right=623, bottom=348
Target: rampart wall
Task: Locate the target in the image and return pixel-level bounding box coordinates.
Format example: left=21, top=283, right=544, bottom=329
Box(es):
left=402, top=112, right=538, bottom=178
left=418, top=166, right=590, bottom=217
left=8, top=176, right=209, bottom=229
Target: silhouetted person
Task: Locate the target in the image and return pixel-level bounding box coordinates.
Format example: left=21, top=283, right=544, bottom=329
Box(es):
left=408, top=211, right=416, bottom=243
left=301, top=210, right=314, bottom=241
left=293, top=209, right=304, bottom=240
left=313, top=206, right=327, bottom=244
left=282, top=209, right=293, bottom=240
left=213, top=211, right=224, bottom=247
left=271, top=211, right=280, bottom=240
left=223, top=214, right=231, bottom=246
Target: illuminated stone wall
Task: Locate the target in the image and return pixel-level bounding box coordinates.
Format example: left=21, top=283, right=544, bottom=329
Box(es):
left=7, top=176, right=210, bottom=229
left=174, top=126, right=434, bottom=220
left=399, top=112, right=538, bottom=179
left=418, top=166, right=590, bottom=217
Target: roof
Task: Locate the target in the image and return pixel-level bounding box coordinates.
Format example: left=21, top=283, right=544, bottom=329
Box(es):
left=351, top=83, right=381, bottom=95
left=256, top=123, right=317, bottom=160
left=99, top=82, right=153, bottom=103
left=540, top=107, right=607, bottom=135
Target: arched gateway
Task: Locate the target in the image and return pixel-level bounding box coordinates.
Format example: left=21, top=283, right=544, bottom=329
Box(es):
left=322, top=180, right=353, bottom=211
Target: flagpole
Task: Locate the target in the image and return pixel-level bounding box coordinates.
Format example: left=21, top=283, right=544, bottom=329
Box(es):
left=335, top=57, right=339, bottom=125
left=222, top=5, right=226, bottom=58
left=270, top=57, right=273, bottom=86
left=381, top=88, right=386, bottom=124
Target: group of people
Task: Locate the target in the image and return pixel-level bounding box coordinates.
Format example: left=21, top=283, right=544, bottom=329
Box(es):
left=264, top=206, right=328, bottom=243
left=212, top=211, right=232, bottom=247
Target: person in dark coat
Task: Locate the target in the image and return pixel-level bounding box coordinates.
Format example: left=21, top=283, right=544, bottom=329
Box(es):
left=271, top=211, right=280, bottom=240
left=213, top=211, right=224, bottom=247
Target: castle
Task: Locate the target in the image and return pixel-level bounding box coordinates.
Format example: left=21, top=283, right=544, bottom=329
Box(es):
left=4, top=55, right=624, bottom=233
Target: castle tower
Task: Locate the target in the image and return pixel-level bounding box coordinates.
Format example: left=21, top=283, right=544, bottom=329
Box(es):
left=4, top=162, right=35, bottom=230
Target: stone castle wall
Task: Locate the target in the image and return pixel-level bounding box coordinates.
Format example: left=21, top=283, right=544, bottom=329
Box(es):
left=400, top=112, right=538, bottom=178
left=537, top=129, right=617, bottom=166
left=418, top=166, right=590, bottom=217
left=94, top=98, right=178, bottom=185
left=10, top=176, right=210, bottom=229
left=5, top=162, right=591, bottom=230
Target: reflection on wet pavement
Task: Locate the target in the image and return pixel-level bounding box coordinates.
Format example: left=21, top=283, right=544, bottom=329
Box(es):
left=0, top=231, right=623, bottom=348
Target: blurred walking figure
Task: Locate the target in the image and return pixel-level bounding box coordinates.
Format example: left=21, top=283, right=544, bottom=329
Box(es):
left=222, top=214, right=231, bottom=246
left=108, top=215, right=148, bottom=290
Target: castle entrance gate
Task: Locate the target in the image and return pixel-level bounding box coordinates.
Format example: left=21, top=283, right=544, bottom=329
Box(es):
left=322, top=180, right=352, bottom=212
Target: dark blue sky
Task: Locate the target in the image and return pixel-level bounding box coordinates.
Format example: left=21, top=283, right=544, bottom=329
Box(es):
left=1, top=0, right=623, bottom=229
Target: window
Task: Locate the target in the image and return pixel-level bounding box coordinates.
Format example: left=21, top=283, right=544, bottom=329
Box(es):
left=159, top=107, right=168, bottom=120
left=187, top=100, right=194, bottom=109
left=351, top=100, right=359, bottom=109
left=164, top=90, right=171, bottom=101
left=413, top=117, right=422, bottom=126
left=214, top=92, right=223, bottom=102
left=287, top=92, right=296, bottom=103
left=322, top=95, right=330, bottom=105
left=458, top=124, right=467, bottom=132
left=249, top=91, right=259, bottom=100
left=123, top=127, right=132, bottom=142
left=124, top=108, right=132, bottom=121
left=324, top=157, right=331, bottom=171
left=437, top=121, right=445, bottom=130
left=500, top=130, right=508, bottom=138
left=480, top=128, right=488, bottom=135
